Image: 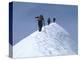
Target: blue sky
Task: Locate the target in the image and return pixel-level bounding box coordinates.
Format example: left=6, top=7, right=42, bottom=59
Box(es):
left=12, top=2, right=78, bottom=52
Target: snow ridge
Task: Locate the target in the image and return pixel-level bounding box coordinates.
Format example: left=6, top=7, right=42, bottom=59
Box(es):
left=13, top=23, right=75, bottom=58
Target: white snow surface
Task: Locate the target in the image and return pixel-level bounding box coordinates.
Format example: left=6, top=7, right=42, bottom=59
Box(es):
left=13, top=23, right=75, bottom=58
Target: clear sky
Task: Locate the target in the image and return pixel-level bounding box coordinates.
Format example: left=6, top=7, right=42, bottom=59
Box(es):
left=12, top=2, right=78, bottom=52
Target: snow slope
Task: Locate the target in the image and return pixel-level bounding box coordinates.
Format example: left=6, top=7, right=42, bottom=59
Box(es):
left=13, top=23, right=75, bottom=58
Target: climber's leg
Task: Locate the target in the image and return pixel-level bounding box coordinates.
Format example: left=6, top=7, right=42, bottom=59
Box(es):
left=38, top=21, right=42, bottom=32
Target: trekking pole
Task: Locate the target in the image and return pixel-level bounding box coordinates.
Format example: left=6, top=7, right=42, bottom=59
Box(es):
left=36, top=21, right=38, bottom=31
left=35, top=17, right=38, bottom=31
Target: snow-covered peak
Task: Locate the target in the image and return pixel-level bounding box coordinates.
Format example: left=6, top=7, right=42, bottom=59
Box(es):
left=13, top=23, right=75, bottom=58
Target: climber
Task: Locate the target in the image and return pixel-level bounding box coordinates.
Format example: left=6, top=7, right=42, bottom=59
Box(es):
left=47, top=17, right=51, bottom=25
left=35, top=15, right=44, bottom=32
left=53, top=18, right=56, bottom=23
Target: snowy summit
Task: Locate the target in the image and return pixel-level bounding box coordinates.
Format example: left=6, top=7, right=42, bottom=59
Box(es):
left=13, top=23, right=75, bottom=58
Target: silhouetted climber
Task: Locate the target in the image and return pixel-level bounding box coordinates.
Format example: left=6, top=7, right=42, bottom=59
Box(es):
left=35, top=15, right=44, bottom=32
left=53, top=18, right=56, bottom=23
left=47, top=18, right=51, bottom=25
